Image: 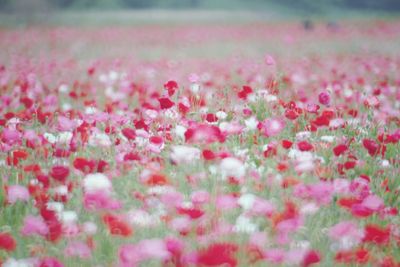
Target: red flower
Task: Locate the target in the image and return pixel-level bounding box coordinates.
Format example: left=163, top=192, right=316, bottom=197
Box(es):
left=335, top=248, right=369, bottom=264
left=102, top=214, right=132, bottom=237
left=0, top=232, right=16, bottom=252
left=158, top=97, right=175, bottom=109
left=123, top=152, right=141, bottom=161
left=363, top=224, right=390, bottom=245
left=146, top=173, right=169, bottom=186
left=264, top=144, right=277, bottom=158
left=46, top=219, right=63, bottom=243
left=302, top=250, right=321, bottom=267
left=164, top=80, right=178, bottom=96
left=362, top=139, right=380, bottom=156
left=176, top=206, right=204, bottom=219
left=122, top=128, right=136, bottom=140
left=197, top=243, right=238, bottom=267
left=205, top=113, right=218, bottom=123
left=50, top=165, right=70, bottom=183
left=13, top=149, right=29, bottom=160
left=297, top=141, right=313, bottom=151
left=202, top=149, right=216, bottom=161
left=313, top=115, right=330, bottom=126
left=285, top=109, right=299, bottom=120
left=333, top=144, right=348, bottom=156
left=73, top=157, right=96, bottom=173
left=238, top=85, right=253, bottom=100
left=281, top=140, right=293, bottom=149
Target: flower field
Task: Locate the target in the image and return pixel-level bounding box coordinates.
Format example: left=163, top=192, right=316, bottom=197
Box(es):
left=0, top=19, right=400, bottom=266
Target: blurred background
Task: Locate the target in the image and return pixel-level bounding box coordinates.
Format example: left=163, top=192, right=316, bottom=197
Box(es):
left=0, top=0, right=399, bottom=26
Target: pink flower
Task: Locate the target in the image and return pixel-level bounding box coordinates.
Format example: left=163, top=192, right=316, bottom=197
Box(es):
left=265, top=54, right=276, bottom=66
left=361, top=194, right=384, bottom=211
left=251, top=198, right=276, bottom=216
left=21, top=215, right=49, bottom=236
left=260, top=118, right=285, bottom=137
left=169, top=217, right=191, bottom=235
left=184, top=124, right=225, bottom=143
left=119, top=239, right=171, bottom=267
left=84, top=191, right=122, bottom=211
left=265, top=248, right=285, bottom=264
left=64, top=241, right=91, bottom=259
left=216, top=195, right=238, bottom=210
left=328, top=221, right=363, bottom=242
left=191, top=190, right=210, bottom=205
left=1, top=128, right=21, bottom=145
left=7, top=185, right=29, bottom=204
left=57, top=116, right=77, bottom=131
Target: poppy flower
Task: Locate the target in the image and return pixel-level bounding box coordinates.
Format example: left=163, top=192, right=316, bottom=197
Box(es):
left=164, top=80, right=178, bottom=96
left=333, top=144, right=348, bottom=156
left=121, top=128, right=136, bottom=140
left=302, top=250, right=321, bottom=267
left=238, top=85, right=253, bottom=100
left=102, top=213, right=132, bottom=237
left=363, top=224, right=390, bottom=245
left=158, top=97, right=175, bottom=109
left=197, top=243, right=238, bottom=267
left=0, top=232, right=16, bottom=252
left=259, top=118, right=285, bottom=137
left=50, top=165, right=70, bottom=183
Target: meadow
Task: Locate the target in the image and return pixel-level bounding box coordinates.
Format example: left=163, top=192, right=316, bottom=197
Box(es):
left=0, top=12, right=399, bottom=267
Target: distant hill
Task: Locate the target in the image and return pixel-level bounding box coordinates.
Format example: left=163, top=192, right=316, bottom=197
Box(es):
left=1, top=0, right=400, bottom=14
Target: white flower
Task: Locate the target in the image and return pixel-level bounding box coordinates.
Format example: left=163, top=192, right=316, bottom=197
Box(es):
left=57, top=131, right=73, bottom=144
left=296, top=131, right=311, bottom=140
left=146, top=185, right=175, bottom=195
left=83, top=173, right=112, bottom=193
left=245, top=116, right=258, bottom=131
left=58, top=84, right=69, bottom=93
left=381, top=159, right=390, bottom=167
left=238, top=193, right=256, bottom=210
left=288, top=149, right=313, bottom=161
left=109, top=71, right=119, bottom=81
left=174, top=125, right=187, bottom=140
left=170, top=145, right=200, bottom=164
left=127, top=209, right=158, bottom=227
left=88, top=132, right=112, bottom=147
left=82, top=221, right=97, bottom=235
left=265, top=94, right=278, bottom=102
left=300, top=202, right=319, bottom=215
left=43, top=133, right=57, bottom=144
left=233, top=215, right=258, bottom=233
left=190, top=83, right=200, bottom=94
left=2, top=258, right=36, bottom=267
left=320, top=135, right=335, bottom=142
left=53, top=185, right=68, bottom=195
left=85, top=106, right=97, bottom=114
left=60, top=210, right=78, bottom=224
left=220, top=157, right=245, bottom=178
left=216, top=111, right=227, bottom=120
left=46, top=201, right=64, bottom=213
left=62, top=103, right=72, bottom=111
